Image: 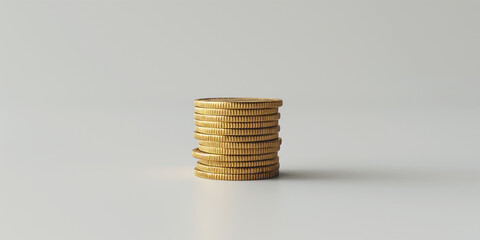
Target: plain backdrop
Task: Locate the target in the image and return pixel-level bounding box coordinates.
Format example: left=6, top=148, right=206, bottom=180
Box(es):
left=1, top=0, right=479, bottom=239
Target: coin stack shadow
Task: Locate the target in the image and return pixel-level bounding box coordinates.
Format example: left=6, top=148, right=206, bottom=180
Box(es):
left=192, top=98, right=283, bottom=180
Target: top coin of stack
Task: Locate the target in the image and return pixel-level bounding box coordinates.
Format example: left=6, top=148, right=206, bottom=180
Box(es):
left=192, top=98, right=283, bottom=180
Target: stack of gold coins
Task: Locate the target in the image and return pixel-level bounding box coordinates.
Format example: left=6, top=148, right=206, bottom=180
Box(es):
left=192, top=98, right=283, bottom=180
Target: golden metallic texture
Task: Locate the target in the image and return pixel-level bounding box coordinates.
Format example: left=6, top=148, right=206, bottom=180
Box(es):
left=196, top=126, right=280, bottom=136
left=194, top=98, right=283, bottom=109
left=196, top=162, right=280, bottom=174
left=194, top=120, right=278, bottom=129
left=194, top=113, right=280, bottom=122
left=198, top=138, right=281, bottom=149
left=195, top=107, right=278, bottom=116
left=198, top=157, right=279, bottom=167
left=194, top=168, right=279, bottom=181
left=193, top=132, right=279, bottom=142
left=192, top=148, right=277, bottom=161
left=198, top=145, right=280, bottom=155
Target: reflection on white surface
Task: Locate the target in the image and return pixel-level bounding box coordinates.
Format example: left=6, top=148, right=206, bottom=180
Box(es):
left=194, top=180, right=234, bottom=240
left=193, top=176, right=284, bottom=240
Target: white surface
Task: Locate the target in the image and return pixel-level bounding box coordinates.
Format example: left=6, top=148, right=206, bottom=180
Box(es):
left=1, top=0, right=479, bottom=239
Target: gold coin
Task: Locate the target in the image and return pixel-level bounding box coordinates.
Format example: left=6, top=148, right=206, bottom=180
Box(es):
left=198, top=145, right=280, bottom=155
left=194, top=168, right=279, bottom=181
left=195, top=107, right=278, bottom=116
left=194, top=98, right=283, bottom=109
left=196, top=162, right=280, bottom=174
left=194, top=113, right=280, bottom=122
left=198, top=138, right=282, bottom=149
left=192, top=148, right=277, bottom=161
left=194, top=120, right=278, bottom=129
left=198, top=157, right=279, bottom=167
left=194, top=132, right=279, bottom=142
left=196, top=126, right=280, bottom=136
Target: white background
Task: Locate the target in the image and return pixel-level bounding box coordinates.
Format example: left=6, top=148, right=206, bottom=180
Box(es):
left=1, top=0, right=479, bottom=239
